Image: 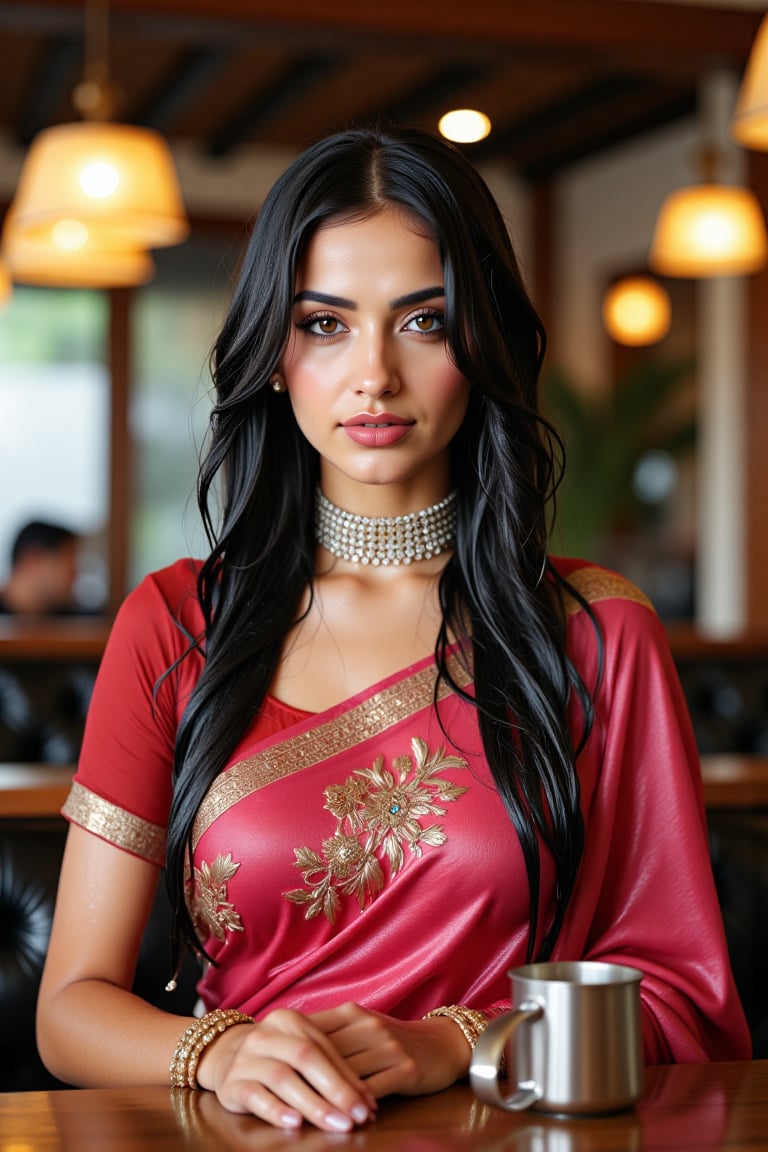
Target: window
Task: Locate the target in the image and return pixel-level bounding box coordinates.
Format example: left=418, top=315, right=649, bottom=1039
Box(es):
left=129, top=233, right=241, bottom=587
left=0, top=287, right=109, bottom=608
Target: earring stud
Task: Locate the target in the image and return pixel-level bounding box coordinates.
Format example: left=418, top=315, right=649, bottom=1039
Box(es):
left=271, top=377, right=285, bottom=393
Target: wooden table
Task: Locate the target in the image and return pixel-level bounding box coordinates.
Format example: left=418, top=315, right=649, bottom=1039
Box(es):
left=699, top=755, right=768, bottom=808
left=4, top=755, right=768, bottom=817
left=1, top=1061, right=766, bottom=1151
left=0, top=764, right=74, bottom=817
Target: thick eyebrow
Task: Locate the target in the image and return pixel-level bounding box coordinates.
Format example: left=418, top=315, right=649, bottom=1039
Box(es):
left=293, top=290, right=356, bottom=309
left=389, top=287, right=445, bottom=310
left=293, top=286, right=445, bottom=310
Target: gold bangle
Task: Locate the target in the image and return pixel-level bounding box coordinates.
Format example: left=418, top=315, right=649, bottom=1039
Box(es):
left=422, top=1004, right=489, bottom=1051
left=169, top=1008, right=254, bottom=1089
left=423, top=1005, right=508, bottom=1076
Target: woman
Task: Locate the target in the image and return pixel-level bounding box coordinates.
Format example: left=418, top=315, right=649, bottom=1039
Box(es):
left=37, top=127, right=750, bottom=1131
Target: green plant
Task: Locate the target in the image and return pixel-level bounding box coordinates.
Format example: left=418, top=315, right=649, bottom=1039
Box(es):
left=542, top=356, right=696, bottom=558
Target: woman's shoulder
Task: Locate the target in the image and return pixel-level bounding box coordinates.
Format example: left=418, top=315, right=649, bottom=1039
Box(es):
left=117, top=557, right=204, bottom=634
left=550, top=557, right=673, bottom=683
left=549, top=556, right=655, bottom=619
left=138, top=556, right=203, bottom=597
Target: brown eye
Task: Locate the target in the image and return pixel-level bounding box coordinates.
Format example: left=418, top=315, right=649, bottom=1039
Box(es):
left=406, top=311, right=444, bottom=333
left=317, top=316, right=339, bottom=334
left=299, top=313, right=346, bottom=337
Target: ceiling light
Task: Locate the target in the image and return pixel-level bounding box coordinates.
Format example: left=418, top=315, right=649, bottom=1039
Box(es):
left=602, top=275, right=671, bottom=346
left=7, top=0, right=187, bottom=280
left=649, top=182, right=767, bottom=277
left=12, top=121, right=189, bottom=250
left=732, top=15, right=768, bottom=150
left=2, top=210, right=155, bottom=289
left=438, top=109, right=491, bottom=144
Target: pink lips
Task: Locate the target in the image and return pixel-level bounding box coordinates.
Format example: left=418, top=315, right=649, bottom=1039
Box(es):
left=341, top=413, right=414, bottom=448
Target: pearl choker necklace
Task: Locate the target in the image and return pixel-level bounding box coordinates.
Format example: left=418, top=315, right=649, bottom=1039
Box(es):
left=314, top=487, right=457, bottom=566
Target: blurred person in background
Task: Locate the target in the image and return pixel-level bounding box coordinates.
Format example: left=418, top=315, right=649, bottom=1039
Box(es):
left=0, top=520, right=79, bottom=616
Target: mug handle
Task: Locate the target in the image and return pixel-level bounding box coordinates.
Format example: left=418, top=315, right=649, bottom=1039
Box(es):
left=469, top=1001, right=544, bottom=1110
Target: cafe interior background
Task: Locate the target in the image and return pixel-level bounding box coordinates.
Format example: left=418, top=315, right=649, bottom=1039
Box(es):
left=0, top=0, right=767, bottom=634
left=2, top=0, right=768, bottom=1074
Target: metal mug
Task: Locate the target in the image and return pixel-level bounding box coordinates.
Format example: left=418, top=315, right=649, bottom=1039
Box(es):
left=469, top=960, right=644, bottom=1115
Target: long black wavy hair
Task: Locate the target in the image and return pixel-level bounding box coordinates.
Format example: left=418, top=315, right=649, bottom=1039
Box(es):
left=165, top=125, right=598, bottom=971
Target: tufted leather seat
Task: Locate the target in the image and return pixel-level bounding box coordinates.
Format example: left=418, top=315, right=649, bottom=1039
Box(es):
left=707, top=810, right=768, bottom=1059
left=0, top=664, right=96, bottom=765
left=0, top=816, right=199, bottom=1091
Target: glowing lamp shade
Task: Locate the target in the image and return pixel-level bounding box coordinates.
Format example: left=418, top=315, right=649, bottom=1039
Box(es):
left=0, top=258, right=11, bottom=308
left=603, top=276, right=671, bottom=346
left=11, top=121, right=188, bottom=250
left=2, top=211, right=155, bottom=288
left=438, top=109, right=491, bottom=144
left=649, top=184, right=768, bottom=277
left=732, top=16, right=768, bottom=150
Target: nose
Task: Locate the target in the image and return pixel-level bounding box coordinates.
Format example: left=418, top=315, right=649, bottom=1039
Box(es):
left=351, top=328, right=400, bottom=399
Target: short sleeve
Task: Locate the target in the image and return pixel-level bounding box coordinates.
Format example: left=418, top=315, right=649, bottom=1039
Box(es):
left=62, top=558, right=204, bottom=865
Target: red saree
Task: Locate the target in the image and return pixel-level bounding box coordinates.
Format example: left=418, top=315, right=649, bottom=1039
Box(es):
left=63, top=557, right=751, bottom=1064
left=182, top=648, right=534, bottom=1023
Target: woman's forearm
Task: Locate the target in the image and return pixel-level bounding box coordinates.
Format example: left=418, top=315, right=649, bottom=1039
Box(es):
left=36, top=977, right=197, bottom=1087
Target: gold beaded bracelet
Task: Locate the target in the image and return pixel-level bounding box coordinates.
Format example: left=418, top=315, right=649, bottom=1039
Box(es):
left=423, top=1005, right=508, bottom=1076
left=422, top=1004, right=489, bottom=1051
left=169, top=1008, right=254, bottom=1089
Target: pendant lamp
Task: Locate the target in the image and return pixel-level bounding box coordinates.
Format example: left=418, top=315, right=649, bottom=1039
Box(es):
left=6, top=0, right=187, bottom=284
left=649, top=148, right=768, bottom=278
left=602, top=275, right=671, bottom=346
left=1, top=209, right=155, bottom=289
left=0, top=258, right=11, bottom=308
left=732, top=15, right=768, bottom=150
left=12, top=121, right=188, bottom=250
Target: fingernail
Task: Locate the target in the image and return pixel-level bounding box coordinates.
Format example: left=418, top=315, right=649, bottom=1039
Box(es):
left=351, top=1104, right=370, bottom=1124
left=279, top=1110, right=302, bottom=1129
left=326, top=1113, right=353, bottom=1132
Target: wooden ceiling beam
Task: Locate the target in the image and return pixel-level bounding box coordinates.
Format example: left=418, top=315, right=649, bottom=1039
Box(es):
left=7, top=1, right=761, bottom=65
left=475, top=74, right=657, bottom=154
left=364, top=63, right=491, bottom=128
left=134, top=45, right=233, bottom=131
left=207, top=54, right=342, bottom=156
left=517, top=91, right=698, bottom=178
left=16, top=36, right=81, bottom=146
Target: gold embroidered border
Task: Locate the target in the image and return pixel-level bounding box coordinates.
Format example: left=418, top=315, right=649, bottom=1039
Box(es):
left=562, top=565, right=654, bottom=617
left=191, top=652, right=472, bottom=851
left=62, top=780, right=166, bottom=866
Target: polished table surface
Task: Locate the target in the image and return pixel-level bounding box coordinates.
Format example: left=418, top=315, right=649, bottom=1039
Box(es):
left=4, top=756, right=768, bottom=817
left=1, top=1061, right=766, bottom=1151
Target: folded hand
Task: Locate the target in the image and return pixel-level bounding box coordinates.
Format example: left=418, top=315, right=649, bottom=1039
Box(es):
left=196, top=1007, right=377, bottom=1131
left=308, top=1001, right=470, bottom=1099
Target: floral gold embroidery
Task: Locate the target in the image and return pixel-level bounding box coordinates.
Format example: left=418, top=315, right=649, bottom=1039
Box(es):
left=190, top=853, right=244, bottom=942
left=285, top=737, right=468, bottom=923
left=191, top=650, right=473, bottom=851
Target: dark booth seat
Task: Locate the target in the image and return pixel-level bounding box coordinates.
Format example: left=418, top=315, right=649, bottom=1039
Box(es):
left=0, top=815, right=199, bottom=1091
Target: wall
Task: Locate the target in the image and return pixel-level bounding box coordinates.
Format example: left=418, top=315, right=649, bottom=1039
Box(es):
left=554, top=118, right=700, bottom=390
